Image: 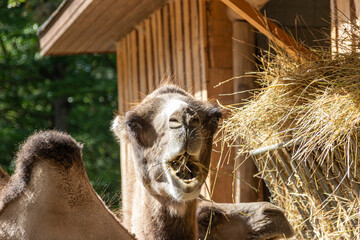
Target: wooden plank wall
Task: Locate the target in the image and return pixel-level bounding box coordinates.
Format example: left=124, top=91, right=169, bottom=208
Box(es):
left=117, top=0, right=207, bottom=108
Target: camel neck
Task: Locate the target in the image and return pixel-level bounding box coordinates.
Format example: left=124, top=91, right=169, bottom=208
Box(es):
left=132, top=186, right=198, bottom=240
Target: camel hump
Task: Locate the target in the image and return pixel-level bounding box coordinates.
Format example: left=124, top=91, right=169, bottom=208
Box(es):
left=16, top=130, right=83, bottom=169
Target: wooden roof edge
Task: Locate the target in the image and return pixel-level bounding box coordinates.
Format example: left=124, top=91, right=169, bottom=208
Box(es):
left=40, top=49, right=116, bottom=56
left=39, top=0, right=93, bottom=56
left=38, top=0, right=169, bottom=56
left=37, top=0, right=73, bottom=38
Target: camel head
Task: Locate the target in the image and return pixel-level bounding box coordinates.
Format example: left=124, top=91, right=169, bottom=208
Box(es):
left=112, top=85, right=221, bottom=203
left=197, top=200, right=295, bottom=240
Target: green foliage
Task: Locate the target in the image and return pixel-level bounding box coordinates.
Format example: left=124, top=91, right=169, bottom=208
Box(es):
left=7, top=0, right=26, bottom=8
left=0, top=0, right=121, bottom=207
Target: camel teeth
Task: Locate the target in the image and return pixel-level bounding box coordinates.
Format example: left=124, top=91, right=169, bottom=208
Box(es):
left=183, top=179, right=195, bottom=184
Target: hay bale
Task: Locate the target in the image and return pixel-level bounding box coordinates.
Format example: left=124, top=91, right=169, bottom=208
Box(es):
left=221, top=37, right=360, bottom=238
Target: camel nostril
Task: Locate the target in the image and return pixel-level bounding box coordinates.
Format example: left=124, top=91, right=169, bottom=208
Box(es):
left=262, top=206, right=284, bottom=216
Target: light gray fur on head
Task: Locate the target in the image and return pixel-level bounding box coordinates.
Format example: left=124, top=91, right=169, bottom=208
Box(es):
left=112, top=85, right=221, bottom=203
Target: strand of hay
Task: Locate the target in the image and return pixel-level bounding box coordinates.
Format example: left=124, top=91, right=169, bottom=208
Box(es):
left=221, top=31, right=360, bottom=239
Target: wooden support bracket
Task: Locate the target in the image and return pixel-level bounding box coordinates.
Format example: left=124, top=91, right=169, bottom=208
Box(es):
left=221, top=0, right=316, bottom=61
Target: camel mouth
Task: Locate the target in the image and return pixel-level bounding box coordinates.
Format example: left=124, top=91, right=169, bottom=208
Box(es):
left=169, top=153, right=200, bottom=183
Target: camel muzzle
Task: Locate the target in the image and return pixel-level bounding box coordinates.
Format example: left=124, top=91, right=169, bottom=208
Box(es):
left=168, top=152, right=203, bottom=193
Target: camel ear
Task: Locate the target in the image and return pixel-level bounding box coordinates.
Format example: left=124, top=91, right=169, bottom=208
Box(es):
left=208, top=107, right=222, bottom=123
left=111, top=115, right=126, bottom=141
left=203, top=106, right=223, bottom=132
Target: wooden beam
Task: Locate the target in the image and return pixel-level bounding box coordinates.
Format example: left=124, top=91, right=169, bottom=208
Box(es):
left=175, top=0, right=185, bottom=88
left=198, top=0, right=208, bottom=100
left=183, top=0, right=193, bottom=92
left=116, top=42, right=125, bottom=114
left=162, top=5, right=171, bottom=75
left=221, top=0, right=315, bottom=60
left=151, top=14, right=160, bottom=86
left=130, top=31, right=140, bottom=101
left=156, top=11, right=166, bottom=78
left=145, top=19, right=155, bottom=92
left=190, top=0, right=201, bottom=99
left=169, top=1, right=178, bottom=83
left=138, top=22, right=147, bottom=96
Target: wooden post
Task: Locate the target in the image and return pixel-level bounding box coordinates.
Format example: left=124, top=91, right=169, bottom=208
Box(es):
left=202, top=0, right=236, bottom=203
left=226, top=1, right=269, bottom=203
left=230, top=16, right=259, bottom=203
left=116, top=41, right=134, bottom=228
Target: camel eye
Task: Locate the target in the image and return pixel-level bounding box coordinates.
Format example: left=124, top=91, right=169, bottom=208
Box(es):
left=190, top=117, right=201, bottom=127
left=169, top=118, right=182, bottom=129
left=212, top=109, right=222, bottom=124
left=126, top=120, right=141, bottom=130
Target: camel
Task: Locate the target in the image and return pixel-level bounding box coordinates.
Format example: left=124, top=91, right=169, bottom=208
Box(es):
left=0, top=130, right=134, bottom=240
left=197, top=199, right=295, bottom=240
left=0, top=166, right=9, bottom=192
left=112, top=85, right=222, bottom=240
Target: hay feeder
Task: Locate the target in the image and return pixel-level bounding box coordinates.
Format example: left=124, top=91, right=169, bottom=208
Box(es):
left=221, top=46, right=360, bottom=238
left=250, top=139, right=359, bottom=239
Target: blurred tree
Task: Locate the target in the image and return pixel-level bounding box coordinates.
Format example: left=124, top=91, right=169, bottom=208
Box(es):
left=0, top=0, right=121, bottom=207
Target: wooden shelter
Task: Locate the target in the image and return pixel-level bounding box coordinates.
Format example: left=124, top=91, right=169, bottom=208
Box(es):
left=39, top=0, right=330, bottom=204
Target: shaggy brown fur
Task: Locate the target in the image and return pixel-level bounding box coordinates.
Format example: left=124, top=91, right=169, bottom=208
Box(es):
left=112, top=85, right=221, bottom=240
left=0, top=131, right=82, bottom=211
left=0, top=130, right=134, bottom=240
